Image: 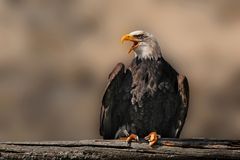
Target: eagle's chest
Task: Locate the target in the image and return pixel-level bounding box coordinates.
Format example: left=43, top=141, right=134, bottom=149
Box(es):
left=128, top=60, right=177, bottom=136
left=130, top=61, right=164, bottom=107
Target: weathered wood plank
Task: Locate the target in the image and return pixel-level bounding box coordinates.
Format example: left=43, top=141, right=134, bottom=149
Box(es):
left=0, top=139, right=239, bottom=159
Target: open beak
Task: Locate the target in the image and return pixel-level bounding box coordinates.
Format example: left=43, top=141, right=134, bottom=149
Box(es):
left=121, top=34, right=139, bottom=54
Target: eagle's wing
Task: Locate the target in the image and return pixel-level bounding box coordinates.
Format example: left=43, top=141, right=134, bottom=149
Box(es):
left=100, top=63, right=126, bottom=139
left=175, top=74, right=190, bottom=137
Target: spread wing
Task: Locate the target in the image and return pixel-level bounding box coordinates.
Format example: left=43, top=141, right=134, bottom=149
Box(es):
left=175, top=74, right=190, bottom=137
left=100, top=63, right=127, bottom=139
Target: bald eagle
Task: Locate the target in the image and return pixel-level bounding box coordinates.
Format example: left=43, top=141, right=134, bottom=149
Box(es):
left=100, top=31, right=189, bottom=146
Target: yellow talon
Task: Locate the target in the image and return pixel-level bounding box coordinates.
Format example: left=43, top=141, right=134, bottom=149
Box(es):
left=126, top=134, right=139, bottom=143
left=144, top=131, right=161, bottom=147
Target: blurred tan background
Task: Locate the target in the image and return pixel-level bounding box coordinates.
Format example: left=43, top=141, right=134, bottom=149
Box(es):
left=0, top=0, right=239, bottom=141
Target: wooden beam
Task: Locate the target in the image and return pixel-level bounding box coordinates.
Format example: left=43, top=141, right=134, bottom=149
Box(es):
left=0, top=139, right=239, bottom=159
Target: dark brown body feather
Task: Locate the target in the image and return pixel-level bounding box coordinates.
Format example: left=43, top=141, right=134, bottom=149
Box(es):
left=100, top=57, right=189, bottom=139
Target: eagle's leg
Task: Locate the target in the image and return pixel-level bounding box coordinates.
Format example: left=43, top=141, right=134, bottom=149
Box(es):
left=144, top=131, right=161, bottom=146
left=126, top=133, right=139, bottom=144
left=115, top=126, right=139, bottom=144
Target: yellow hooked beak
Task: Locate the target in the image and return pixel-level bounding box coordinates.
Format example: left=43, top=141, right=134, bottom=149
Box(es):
left=121, top=34, right=139, bottom=54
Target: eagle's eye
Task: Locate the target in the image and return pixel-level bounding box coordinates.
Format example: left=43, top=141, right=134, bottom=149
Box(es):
left=135, top=34, right=146, bottom=39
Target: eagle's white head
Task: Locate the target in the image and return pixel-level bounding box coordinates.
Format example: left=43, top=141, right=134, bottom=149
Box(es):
left=121, top=30, right=162, bottom=59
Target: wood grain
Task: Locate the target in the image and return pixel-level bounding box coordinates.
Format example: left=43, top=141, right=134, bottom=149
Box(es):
left=0, top=139, right=239, bottom=159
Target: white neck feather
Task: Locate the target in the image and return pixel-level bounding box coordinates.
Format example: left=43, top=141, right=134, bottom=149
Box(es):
left=134, top=42, right=162, bottom=60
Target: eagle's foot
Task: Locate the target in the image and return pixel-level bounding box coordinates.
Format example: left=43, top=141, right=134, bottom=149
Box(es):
left=144, top=131, right=161, bottom=146
left=126, top=134, right=139, bottom=144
